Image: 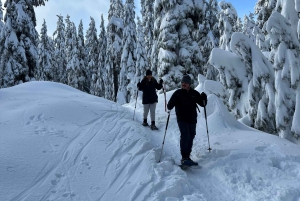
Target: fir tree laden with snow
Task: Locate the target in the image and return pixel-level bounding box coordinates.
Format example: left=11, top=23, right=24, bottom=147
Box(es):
left=217, top=1, right=238, bottom=51
left=199, top=0, right=220, bottom=81
left=0, top=0, right=43, bottom=87
left=37, top=20, right=53, bottom=81
left=86, top=17, right=99, bottom=95
left=64, top=15, right=73, bottom=71
left=117, top=0, right=136, bottom=104
left=66, top=22, right=80, bottom=89
left=243, top=13, right=256, bottom=43
left=105, top=0, right=124, bottom=101
left=153, top=0, right=204, bottom=90
left=230, top=33, right=276, bottom=134
left=77, top=20, right=88, bottom=93
left=0, top=0, right=3, bottom=31
left=254, top=0, right=277, bottom=29
left=141, top=0, right=154, bottom=69
left=266, top=11, right=300, bottom=143
left=209, top=48, right=247, bottom=120
left=275, top=0, right=299, bottom=36
left=0, top=0, right=4, bottom=86
left=53, top=15, right=67, bottom=84
left=96, top=15, right=107, bottom=97
left=134, top=17, right=148, bottom=101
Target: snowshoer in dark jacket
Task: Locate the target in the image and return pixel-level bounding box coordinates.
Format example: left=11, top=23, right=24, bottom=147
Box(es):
left=137, top=69, right=163, bottom=130
left=167, top=74, right=207, bottom=166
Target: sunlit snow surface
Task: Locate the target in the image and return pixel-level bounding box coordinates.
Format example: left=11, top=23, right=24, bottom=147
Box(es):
left=1, top=81, right=300, bottom=201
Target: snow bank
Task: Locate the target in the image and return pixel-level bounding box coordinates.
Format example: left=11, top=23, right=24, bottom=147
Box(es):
left=1, top=81, right=300, bottom=201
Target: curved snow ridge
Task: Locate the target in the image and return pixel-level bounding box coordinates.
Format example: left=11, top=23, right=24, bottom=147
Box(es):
left=201, top=94, right=256, bottom=134
left=2, top=81, right=81, bottom=94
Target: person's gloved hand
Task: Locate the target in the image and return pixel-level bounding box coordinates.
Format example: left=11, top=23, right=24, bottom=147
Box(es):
left=159, top=79, right=163, bottom=84
left=137, top=82, right=141, bottom=87
left=201, top=92, right=207, bottom=106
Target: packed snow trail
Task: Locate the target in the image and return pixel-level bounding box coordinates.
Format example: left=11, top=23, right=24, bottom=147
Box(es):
left=1, top=82, right=300, bottom=201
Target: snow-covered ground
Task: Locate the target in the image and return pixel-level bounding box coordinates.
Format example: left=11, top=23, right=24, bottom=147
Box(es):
left=1, top=81, right=300, bottom=201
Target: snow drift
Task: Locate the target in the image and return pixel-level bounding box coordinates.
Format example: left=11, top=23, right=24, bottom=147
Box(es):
left=1, top=81, right=300, bottom=201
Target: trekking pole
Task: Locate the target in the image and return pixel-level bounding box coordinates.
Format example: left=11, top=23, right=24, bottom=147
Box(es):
left=133, top=90, right=138, bottom=120
left=158, top=111, right=171, bottom=162
left=203, top=104, right=212, bottom=152
left=163, top=83, right=167, bottom=111
left=163, top=83, right=167, bottom=112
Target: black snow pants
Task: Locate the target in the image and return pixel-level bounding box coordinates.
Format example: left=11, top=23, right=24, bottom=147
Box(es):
left=178, top=122, right=196, bottom=159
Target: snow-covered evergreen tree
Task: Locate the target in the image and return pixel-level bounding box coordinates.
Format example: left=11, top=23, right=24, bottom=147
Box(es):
left=0, top=0, right=3, bottom=31
left=294, top=0, right=300, bottom=143
left=199, top=0, right=219, bottom=80
left=252, top=0, right=273, bottom=52
left=266, top=11, right=300, bottom=142
left=150, top=35, right=159, bottom=78
left=253, top=24, right=269, bottom=52
left=209, top=48, right=247, bottom=119
left=86, top=17, right=99, bottom=95
left=235, top=16, right=243, bottom=33
left=96, top=15, right=107, bottom=97
left=230, top=33, right=276, bottom=133
left=243, top=13, right=256, bottom=42
left=117, top=0, right=136, bottom=104
left=105, top=0, right=124, bottom=101
left=64, top=17, right=80, bottom=89
left=254, top=0, right=277, bottom=29
left=292, top=87, right=300, bottom=142
left=53, top=15, right=67, bottom=83
left=141, top=0, right=154, bottom=70
left=64, top=15, right=72, bottom=69
left=37, top=20, right=53, bottom=81
left=217, top=1, right=238, bottom=51
left=77, top=20, right=88, bottom=92
left=0, top=0, right=43, bottom=87
left=66, top=22, right=80, bottom=89
left=0, top=0, right=4, bottom=86
left=134, top=17, right=148, bottom=100
left=275, top=0, right=298, bottom=34
left=48, top=35, right=56, bottom=78
left=152, top=0, right=204, bottom=90
left=209, top=32, right=276, bottom=134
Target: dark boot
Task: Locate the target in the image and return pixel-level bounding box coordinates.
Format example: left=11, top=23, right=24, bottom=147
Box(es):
left=180, top=153, right=192, bottom=165
left=142, top=119, right=149, bottom=126
left=181, top=157, right=198, bottom=166
left=150, top=121, right=158, bottom=130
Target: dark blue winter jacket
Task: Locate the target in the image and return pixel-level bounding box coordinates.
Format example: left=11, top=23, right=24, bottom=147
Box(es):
left=167, top=88, right=206, bottom=124
left=137, top=77, right=163, bottom=104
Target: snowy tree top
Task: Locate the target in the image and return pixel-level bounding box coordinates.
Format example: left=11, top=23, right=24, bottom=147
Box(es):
left=108, top=16, right=124, bottom=30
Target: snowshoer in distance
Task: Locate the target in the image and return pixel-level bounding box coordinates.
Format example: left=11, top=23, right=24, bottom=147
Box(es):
left=137, top=69, right=163, bottom=130
left=167, top=74, right=207, bottom=166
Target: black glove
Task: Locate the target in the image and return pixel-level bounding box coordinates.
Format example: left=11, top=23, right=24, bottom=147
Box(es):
left=201, top=92, right=207, bottom=106
left=159, top=79, right=163, bottom=84
left=137, top=82, right=141, bottom=87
